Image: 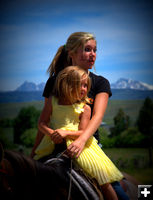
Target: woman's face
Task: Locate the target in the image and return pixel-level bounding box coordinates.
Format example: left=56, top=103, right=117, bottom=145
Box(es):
left=70, top=39, right=97, bottom=71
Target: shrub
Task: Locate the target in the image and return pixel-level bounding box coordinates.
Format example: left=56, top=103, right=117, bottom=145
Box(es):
left=20, top=128, right=37, bottom=147
left=99, top=127, right=116, bottom=148
left=13, top=106, right=40, bottom=144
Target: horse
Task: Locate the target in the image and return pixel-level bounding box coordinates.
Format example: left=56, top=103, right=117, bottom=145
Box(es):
left=0, top=144, right=103, bottom=200
left=0, top=144, right=139, bottom=200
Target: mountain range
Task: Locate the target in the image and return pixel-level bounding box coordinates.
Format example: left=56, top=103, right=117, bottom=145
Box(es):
left=15, top=78, right=153, bottom=91
left=15, top=81, right=45, bottom=91
left=111, top=78, right=153, bottom=90
left=0, top=78, right=153, bottom=103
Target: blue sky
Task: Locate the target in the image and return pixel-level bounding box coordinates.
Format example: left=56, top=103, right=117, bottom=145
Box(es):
left=0, top=0, right=153, bottom=91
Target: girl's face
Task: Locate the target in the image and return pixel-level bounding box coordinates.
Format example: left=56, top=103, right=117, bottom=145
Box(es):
left=80, top=77, right=88, bottom=99
left=70, top=40, right=97, bottom=71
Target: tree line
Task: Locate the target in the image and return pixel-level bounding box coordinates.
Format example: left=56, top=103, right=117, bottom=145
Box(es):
left=0, top=97, right=153, bottom=151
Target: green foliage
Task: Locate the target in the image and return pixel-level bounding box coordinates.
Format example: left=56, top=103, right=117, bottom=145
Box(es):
left=0, top=118, right=14, bottom=127
left=99, top=127, right=116, bottom=148
left=0, top=128, right=15, bottom=149
left=20, top=128, right=37, bottom=147
left=116, top=127, right=145, bottom=147
left=110, top=108, right=130, bottom=137
left=13, top=106, right=40, bottom=144
left=99, top=126, right=145, bottom=148
left=137, top=97, right=153, bottom=146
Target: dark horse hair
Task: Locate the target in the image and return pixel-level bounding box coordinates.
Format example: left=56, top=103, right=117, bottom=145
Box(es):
left=0, top=147, right=103, bottom=200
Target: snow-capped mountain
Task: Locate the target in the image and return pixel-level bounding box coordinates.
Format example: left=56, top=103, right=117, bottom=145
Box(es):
left=111, top=78, right=153, bottom=90
left=15, top=81, right=45, bottom=91
left=15, top=78, right=153, bottom=92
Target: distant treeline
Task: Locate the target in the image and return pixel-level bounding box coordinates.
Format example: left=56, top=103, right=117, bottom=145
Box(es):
left=0, top=89, right=153, bottom=103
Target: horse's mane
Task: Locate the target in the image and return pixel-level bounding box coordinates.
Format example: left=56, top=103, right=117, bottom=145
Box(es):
left=4, top=150, right=59, bottom=184
left=4, top=150, right=36, bottom=176
left=2, top=150, right=64, bottom=200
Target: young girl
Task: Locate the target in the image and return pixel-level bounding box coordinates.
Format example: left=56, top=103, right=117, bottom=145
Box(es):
left=34, top=66, right=124, bottom=200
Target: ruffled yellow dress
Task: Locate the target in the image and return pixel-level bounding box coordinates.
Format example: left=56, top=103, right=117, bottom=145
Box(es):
left=34, top=96, right=123, bottom=185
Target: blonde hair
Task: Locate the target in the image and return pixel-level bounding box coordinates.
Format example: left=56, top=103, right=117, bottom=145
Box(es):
left=53, top=66, right=91, bottom=104
left=47, top=32, right=96, bottom=77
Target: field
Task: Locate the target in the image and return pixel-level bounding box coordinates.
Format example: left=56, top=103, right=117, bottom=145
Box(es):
left=1, top=99, right=152, bottom=185
left=103, top=148, right=153, bottom=184
left=104, top=99, right=144, bottom=125
left=0, top=99, right=144, bottom=125
left=0, top=101, right=44, bottom=119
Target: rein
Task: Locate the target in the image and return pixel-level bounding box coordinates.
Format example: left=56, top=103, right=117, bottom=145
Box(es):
left=68, top=158, right=72, bottom=200
left=44, top=150, right=73, bottom=200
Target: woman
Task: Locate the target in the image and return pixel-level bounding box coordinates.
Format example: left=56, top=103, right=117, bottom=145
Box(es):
left=31, top=32, right=111, bottom=156
left=31, top=32, right=129, bottom=200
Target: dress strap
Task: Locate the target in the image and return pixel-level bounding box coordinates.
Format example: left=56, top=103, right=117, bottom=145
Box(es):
left=51, top=96, right=58, bottom=106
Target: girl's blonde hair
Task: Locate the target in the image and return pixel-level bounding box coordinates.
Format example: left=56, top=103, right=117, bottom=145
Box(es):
left=47, top=32, right=96, bottom=77
left=53, top=66, right=91, bottom=104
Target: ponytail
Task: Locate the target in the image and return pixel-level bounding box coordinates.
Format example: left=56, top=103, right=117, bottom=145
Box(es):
left=47, top=45, right=72, bottom=77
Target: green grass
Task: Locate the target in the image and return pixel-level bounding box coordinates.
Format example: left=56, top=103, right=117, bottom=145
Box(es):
left=0, top=101, right=44, bottom=119
left=103, top=148, right=149, bottom=160
left=123, top=167, right=153, bottom=184
left=0, top=100, right=144, bottom=125
left=103, top=148, right=153, bottom=184
left=103, top=99, right=144, bottom=125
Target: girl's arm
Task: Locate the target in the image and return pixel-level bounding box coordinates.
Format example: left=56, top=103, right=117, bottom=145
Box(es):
left=54, top=104, right=91, bottom=140
left=67, top=92, right=109, bottom=158
left=38, top=96, right=63, bottom=144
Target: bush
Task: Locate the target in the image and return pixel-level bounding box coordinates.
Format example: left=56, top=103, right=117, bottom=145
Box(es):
left=0, top=128, right=15, bottom=149
left=99, top=127, right=116, bottom=148
left=110, top=108, right=130, bottom=137
left=115, top=127, right=145, bottom=147
left=0, top=118, right=14, bottom=127
left=13, top=106, right=40, bottom=144
left=20, top=128, right=37, bottom=147
left=137, top=97, right=153, bottom=147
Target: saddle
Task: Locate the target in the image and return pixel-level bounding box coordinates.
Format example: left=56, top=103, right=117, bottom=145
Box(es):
left=42, top=143, right=103, bottom=200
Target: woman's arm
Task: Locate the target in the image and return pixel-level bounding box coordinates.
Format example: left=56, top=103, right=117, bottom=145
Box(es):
left=67, top=92, right=109, bottom=158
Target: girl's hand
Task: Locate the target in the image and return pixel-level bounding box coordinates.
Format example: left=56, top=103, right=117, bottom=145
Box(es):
left=54, top=129, right=67, bottom=138
left=66, top=138, right=86, bottom=158
left=50, top=131, right=63, bottom=144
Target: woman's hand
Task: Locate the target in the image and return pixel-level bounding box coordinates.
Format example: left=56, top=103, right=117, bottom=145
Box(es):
left=66, top=137, right=86, bottom=158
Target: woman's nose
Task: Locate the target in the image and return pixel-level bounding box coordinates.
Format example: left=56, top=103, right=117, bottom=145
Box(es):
left=90, top=50, right=96, bottom=56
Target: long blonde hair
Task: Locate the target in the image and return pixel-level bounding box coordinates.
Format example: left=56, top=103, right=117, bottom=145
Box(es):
left=53, top=66, right=91, bottom=104
left=47, top=32, right=96, bottom=77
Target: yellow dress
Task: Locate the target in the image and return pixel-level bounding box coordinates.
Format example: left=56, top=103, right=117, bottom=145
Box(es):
left=34, top=96, right=123, bottom=185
